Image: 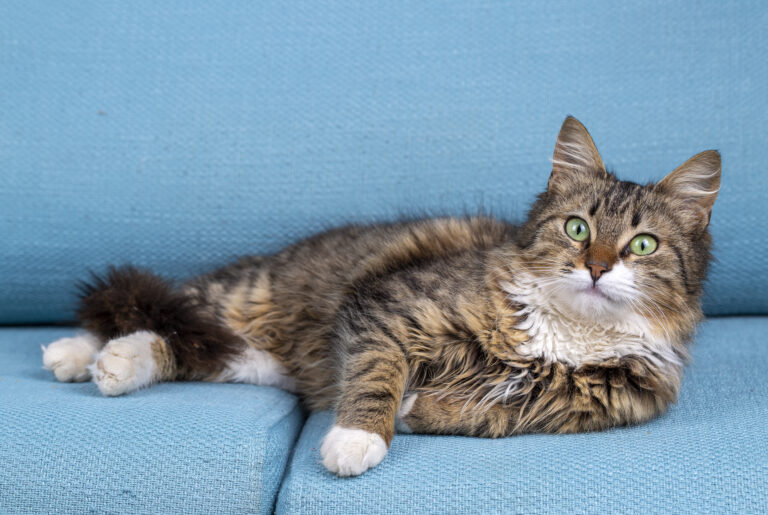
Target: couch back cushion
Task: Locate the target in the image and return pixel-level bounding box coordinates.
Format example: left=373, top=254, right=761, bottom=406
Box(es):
left=1, top=1, right=766, bottom=323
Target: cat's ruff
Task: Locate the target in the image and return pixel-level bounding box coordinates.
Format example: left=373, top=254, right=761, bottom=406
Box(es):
left=501, top=271, right=683, bottom=371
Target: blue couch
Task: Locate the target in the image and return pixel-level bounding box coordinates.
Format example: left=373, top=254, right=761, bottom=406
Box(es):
left=2, top=2, right=766, bottom=513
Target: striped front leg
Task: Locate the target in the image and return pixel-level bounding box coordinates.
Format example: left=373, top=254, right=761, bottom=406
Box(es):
left=321, top=329, right=408, bottom=476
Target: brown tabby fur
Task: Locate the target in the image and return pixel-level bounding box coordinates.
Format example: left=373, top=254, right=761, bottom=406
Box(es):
left=77, top=117, right=720, bottom=446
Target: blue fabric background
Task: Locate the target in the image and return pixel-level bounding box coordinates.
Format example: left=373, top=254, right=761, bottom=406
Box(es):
left=0, top=328, right=305, bottom=514
left=276, top=317, right=768, bottom=514
left=1, top=2, right=766, bottom=322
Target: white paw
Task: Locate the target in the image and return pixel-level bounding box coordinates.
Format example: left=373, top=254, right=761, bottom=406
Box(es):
left=42, top=333, right=101, bottom=382
left=320, top=425, right=388, bottom=477
left=89, top=331, right=159, bottom=396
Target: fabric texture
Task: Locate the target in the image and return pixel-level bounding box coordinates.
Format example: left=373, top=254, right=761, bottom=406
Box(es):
left=1, top=1, right=767, bottom=324
left=276, top=317, right=768, bottom=514
left=0, top=328, right=305, bottom=514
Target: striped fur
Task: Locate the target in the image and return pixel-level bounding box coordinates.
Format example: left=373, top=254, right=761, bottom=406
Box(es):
left=45, top=117, right=720, bottom=475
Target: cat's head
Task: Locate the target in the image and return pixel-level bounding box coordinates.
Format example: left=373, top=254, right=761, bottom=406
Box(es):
left=517, top=116, right=720, bottom=331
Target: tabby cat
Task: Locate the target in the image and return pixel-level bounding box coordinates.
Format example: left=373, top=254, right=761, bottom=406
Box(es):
left=42, top=117, right=720, bottom=476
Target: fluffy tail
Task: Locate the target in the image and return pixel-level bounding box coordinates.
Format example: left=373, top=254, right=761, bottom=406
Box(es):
left=77, top=266, right=242, bottom=377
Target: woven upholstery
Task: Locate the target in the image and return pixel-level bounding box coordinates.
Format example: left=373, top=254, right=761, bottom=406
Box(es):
left=276, top=317, right=768, bottom=514
left=1, top=1, right=767, bottom=323
left=1, top=2, right=765, bottom=513
left=0, top=328, right=305, bottom=514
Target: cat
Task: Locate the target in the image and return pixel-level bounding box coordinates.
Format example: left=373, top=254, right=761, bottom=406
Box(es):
left=42, top=116, right=720, bottom=476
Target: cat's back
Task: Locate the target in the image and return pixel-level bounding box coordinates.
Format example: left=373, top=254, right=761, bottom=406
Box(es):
left=189, top=216, right=515, bottom=335
left=269, top=215, right=515, bottom=297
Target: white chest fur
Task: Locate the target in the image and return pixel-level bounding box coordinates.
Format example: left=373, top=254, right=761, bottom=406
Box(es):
left=501, top=278, right=681, bottom=369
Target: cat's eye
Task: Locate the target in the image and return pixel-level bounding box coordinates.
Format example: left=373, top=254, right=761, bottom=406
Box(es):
left=565, top=217, right=590, bottom=242
left=629, top=234, right=658, bottom=255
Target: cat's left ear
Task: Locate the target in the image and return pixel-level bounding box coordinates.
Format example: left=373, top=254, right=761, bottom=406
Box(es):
left=548, top=116, right=607, bottom=193
left=656, top=150, right=721, bottom=229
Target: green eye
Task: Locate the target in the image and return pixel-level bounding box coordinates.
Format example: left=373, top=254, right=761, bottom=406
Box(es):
left=565, top=217, right=590, bottom=242
left=629, top=234, right=658, bottom=255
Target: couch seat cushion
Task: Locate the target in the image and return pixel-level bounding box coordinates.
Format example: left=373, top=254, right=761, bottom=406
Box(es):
left=0, top=327, right=305, bottom=514
left=276, top=317, right=768, bottom=514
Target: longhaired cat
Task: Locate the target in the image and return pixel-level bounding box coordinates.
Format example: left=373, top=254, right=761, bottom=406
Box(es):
left=42, top=117, right=720, bottom=476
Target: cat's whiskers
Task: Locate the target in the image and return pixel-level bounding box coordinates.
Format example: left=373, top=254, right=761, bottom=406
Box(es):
left=634, top=292, right=677, bottom=342
left=625, top=294, right=673, bottom=344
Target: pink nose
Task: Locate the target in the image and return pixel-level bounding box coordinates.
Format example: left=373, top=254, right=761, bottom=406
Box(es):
left=586, top=261, right=610, bottom=283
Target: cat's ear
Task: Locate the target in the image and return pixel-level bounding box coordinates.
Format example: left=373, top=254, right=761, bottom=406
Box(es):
left=656, top=150, right=721, bottom=229
left=548, top=116, right=607, bottom=193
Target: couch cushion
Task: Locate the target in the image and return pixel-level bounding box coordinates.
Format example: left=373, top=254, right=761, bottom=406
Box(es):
left=0, top=328, right=305, bottom=514
left=1, top=1, right=767, bottom=324
left=276, top=317, right=768, bottom=514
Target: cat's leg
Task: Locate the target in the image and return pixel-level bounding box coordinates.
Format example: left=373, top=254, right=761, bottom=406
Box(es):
left=395, top=392, right=514, bottom=438
left=320, top=328, right=408, bottom=477
left=214, top=345, right=296, bottom=391
left=42, top=331, right=104, bottom=382
left=75, top=266, right=243, bottom=396
left=89, top=330, right=176, bottom=396
left=89, top=331, right=298, bottom=397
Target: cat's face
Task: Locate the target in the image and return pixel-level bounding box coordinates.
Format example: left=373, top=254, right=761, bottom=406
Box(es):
left=517, top=117, right=720, bottom=328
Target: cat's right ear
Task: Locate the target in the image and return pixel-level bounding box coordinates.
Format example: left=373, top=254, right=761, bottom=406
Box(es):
left=548, top=116, right=607, bottom=193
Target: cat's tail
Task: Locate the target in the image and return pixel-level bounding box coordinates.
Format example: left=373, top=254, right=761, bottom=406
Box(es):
left=76, top=265, right=242, bottom=377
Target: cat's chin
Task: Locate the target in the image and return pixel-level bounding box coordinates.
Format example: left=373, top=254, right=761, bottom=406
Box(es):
left=554, top=286, right=633, bottom=322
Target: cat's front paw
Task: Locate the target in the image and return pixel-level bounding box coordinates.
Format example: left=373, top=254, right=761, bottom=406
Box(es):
left=42, top=333, right=100, bottom=382
left=89, top=331, right=159, bottom=396
left=320, top=425, right=388, bottom=477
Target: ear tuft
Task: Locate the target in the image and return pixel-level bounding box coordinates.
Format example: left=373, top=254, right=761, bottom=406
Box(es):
left=549, top=116, right=606, bottom=192
left=657, top=150, right=721, bottom=228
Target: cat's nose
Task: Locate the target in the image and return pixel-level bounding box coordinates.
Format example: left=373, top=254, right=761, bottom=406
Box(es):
left=586, top=261, right=610, bottom=283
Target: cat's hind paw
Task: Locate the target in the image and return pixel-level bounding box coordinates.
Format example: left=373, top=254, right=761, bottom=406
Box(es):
left=89, top=331, right=160, bottom=396
left=320, top=425, right=388, bottom=477
left=42, top=333, right=101, bottom=382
